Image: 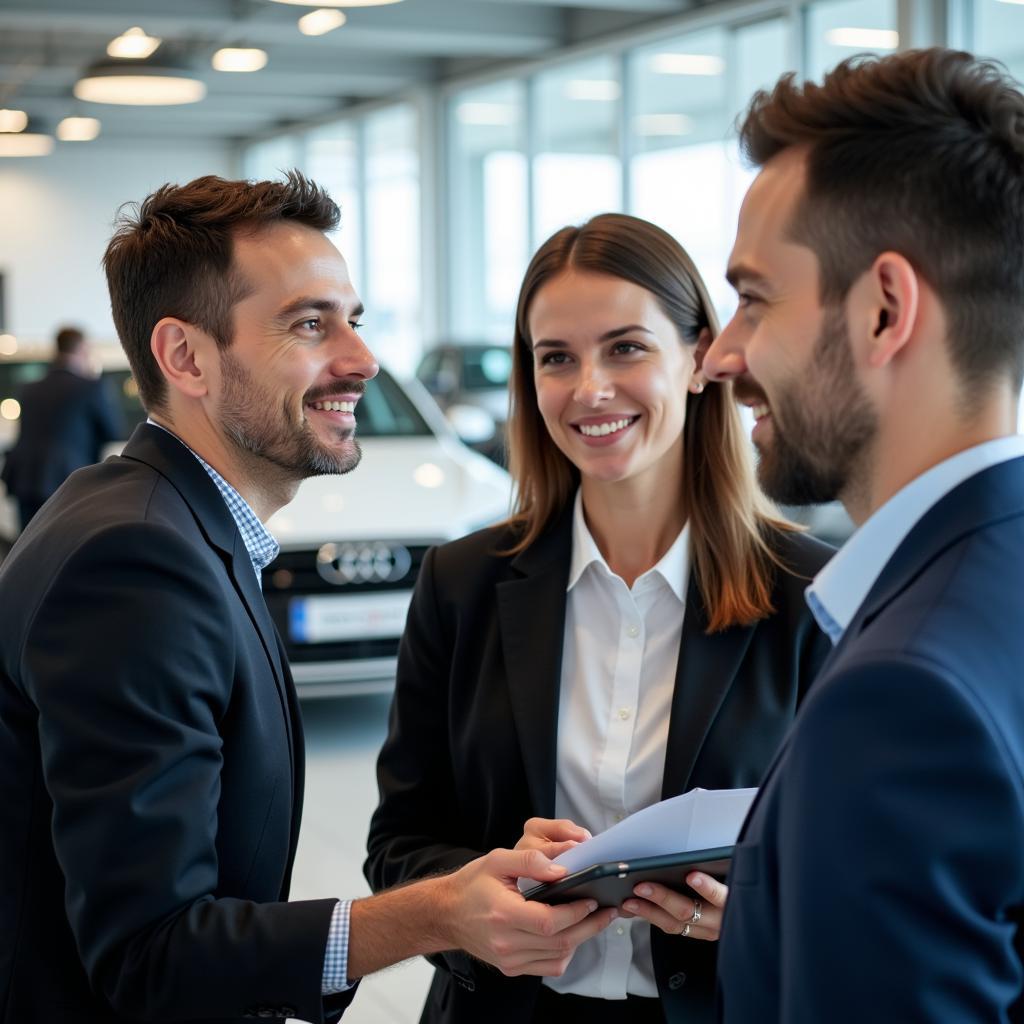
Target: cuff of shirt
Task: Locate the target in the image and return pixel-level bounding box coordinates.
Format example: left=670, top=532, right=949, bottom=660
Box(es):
left=322, top=898, right=355, bottom=995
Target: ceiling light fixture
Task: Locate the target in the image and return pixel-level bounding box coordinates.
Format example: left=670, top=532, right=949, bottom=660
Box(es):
left=564, top=79, right=621, bottom=102
left=298, top=8, right=348, bottom=33
left=212, top=48, right=268, bottom=72
left=634, top=113, right=694, bottom=136
left=57, top=116, right=102, bottom=141
left=107, top=27, right=162, bottom=59
left=650, top=53, right=725, bottom=76
left=0, top=334, right=18, bottom=355
left=75, top=61, right=207, bottom=106
left=0, top=115, right=54, bottom=157
left=270, top=0, right=404, bottom=6
left=825, top=27, right=899, bottom=49
left=0, top=109, right=28, bottom=132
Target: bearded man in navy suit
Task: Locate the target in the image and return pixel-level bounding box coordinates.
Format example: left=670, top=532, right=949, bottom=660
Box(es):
left=703, top=49, right=1024, bottom=1022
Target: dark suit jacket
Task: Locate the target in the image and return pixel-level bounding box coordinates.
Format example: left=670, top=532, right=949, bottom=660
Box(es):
left=0, top=424, right=353, bottom=1024
left=718, top=456, right=1024, bottom=1023
left=365, top=509, right=832, bottom=1024
left=1, top=366, right=123, bottom=504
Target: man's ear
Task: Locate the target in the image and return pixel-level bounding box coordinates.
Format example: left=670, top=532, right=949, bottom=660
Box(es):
left=860, top=252, right=920, bottom=370
left=151, top=318, right=213, bottom=401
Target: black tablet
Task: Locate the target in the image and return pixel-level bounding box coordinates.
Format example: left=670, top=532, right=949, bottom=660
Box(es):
left=521, top=846, right=733, bottom=906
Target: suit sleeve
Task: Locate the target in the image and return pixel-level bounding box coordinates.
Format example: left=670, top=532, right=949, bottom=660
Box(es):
left=21, top=521, right=345, bottom=1023
left=774, top=654, right=1024, bottom=1022
left=365, top=546, right=484, bottom=892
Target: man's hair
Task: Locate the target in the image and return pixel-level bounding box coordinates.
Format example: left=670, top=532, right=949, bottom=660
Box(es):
left=739, top=47, right=1024, bottom=390
left=102, top=170, right=340, bottom=411
left=54, top=326, right=85, bottom=356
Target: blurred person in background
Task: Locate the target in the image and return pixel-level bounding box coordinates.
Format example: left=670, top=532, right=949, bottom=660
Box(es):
left=1, top=325, right=122, bottom=529
left=366, top=213, right=833, bottom=1024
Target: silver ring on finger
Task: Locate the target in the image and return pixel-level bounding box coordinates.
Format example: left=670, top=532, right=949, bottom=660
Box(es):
left=690, top=899, right=703, bottom=924
left=681, top=922, right=692, bottom=937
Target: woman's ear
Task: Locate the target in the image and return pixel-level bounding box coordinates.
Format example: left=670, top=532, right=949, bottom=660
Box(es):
left=150, top=318, right=212, bottom=401
left=690, top=326, right=713, bottom=392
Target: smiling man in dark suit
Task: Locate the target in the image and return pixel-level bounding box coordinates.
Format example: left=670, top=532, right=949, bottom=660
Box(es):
left=1, top=325, right=123, bottom=529
left=0, top=173, right=614, bottom=1023
left=702, top=49, right=1024, bottom=1022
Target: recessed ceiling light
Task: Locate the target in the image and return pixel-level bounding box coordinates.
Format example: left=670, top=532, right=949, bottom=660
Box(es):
left=75, top=62, right=207, bottom=106
left=270, top=0, right=404, bottom=6
left=0, top=109, right=28, bottom=132
left=107, top=27, right=161, bottom=59
left=565, top=79, right=620, bottom=102
left=455, top=102, right=517, bottom=126
left=650, top=53, right=725, bottom=76
left=825, top=27, right=899, bottom=49
left=212, top=48, right=268, bottom=72
left=57, top=116, right=102, bottom=141
left=634, top=113, right=694, bottom=136
left=298, top=8, right=348, bottom=33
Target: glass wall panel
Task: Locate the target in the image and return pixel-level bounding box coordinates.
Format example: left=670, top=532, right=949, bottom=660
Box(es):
left=806, top=0, right=899, bottom=83
left=242, top=135, right=302, bottom=181
left=974, top=0, right=1024, bottom=88
left=306, top=122, right=362, bottom=294
left=533, top=55, right=622, bottom=244
left=363, top=104, right=421, bottom=376
left=448, top=80, right=528, bottom=343
left=629, top=19, right=790, bottom=320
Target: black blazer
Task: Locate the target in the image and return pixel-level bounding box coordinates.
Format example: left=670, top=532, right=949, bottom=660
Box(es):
left=0, top=424, right=351, bottom=1024
left=1, top=367, right=123, bottom=503
left=365, top=508, right=832, bottom=1024
left=719, top=456, right=1024, bottom=1023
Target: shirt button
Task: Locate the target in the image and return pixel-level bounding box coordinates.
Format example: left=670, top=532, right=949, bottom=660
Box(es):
left=618, top=708, right=631, bottom=721
left=616, top=926, right=626, bottom=936
left=626, top=624, right=640, bottom=638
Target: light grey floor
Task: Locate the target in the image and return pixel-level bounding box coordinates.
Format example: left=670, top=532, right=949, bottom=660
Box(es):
left=287, top=694, right=433, bottom=1024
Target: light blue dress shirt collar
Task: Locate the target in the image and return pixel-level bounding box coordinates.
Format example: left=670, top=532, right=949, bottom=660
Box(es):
left=806, top=435, right=1024, bottom=645
left=145, top=419, right=279, bottom=584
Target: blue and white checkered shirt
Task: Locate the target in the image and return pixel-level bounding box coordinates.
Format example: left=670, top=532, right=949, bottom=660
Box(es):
left=145, top=421, right=354, bottom=994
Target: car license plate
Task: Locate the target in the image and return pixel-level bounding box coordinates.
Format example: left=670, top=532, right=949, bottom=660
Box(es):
left=289, top=591, right=414, bottom=644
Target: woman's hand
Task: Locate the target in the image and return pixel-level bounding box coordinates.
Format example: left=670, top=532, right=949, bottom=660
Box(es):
left=620, top=871, right=728, bottom=941
left=514, top=817, right=592, bottom=861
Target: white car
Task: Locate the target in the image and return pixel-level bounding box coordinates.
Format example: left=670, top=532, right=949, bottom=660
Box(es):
left=262, top=368, right=512, bottom=697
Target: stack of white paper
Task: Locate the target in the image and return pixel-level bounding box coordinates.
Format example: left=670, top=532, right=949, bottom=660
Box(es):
left=548, top=787, right=756, bottom=876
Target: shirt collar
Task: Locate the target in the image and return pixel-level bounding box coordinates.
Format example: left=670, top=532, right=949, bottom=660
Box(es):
left=145, top=419, right=280, bottom=581
left=567, top=488, right=689, bottom=602
left=806, top=434, right=1024, bottom=644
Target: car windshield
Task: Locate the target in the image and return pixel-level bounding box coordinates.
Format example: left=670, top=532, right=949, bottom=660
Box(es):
left=462, top=347, right=512, bottom=391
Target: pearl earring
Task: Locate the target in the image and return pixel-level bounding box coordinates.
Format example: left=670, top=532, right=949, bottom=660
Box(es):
left=691, top=381, right=705, bottom=393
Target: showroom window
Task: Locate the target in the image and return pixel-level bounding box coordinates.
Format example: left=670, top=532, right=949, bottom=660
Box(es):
left=448, top=80, right=529, bottom=344
left=628, top=18, right=790, bottom=322
left=532, top=54, right=623, bottom=246
left=363, top=104, right=421, bottom=376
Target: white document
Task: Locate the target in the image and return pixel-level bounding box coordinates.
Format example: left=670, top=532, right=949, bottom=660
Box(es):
left=547, top=787, right=757, bottom=877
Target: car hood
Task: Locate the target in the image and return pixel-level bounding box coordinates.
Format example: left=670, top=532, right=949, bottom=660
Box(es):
left=265, top=435, right=513, bottom=547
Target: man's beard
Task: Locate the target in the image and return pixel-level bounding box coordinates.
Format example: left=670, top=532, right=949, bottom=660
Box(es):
left=755, top=307, right=877, bottom=506
left=217, top=349, right=363, bottom=479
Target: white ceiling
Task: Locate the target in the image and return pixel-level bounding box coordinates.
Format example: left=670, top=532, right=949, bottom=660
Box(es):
left=0, top=0, right=695, bottom=143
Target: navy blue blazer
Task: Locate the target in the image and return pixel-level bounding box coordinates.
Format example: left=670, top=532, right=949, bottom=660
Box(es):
left=718, top=455, right=1024, bottom=1023
left=1, top=366, right=123, bottom=504
left=0, top=424, right=350, bottom=1024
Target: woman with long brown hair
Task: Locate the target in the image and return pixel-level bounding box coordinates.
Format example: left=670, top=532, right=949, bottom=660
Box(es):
left=366, top=213, right=831, bottom=1023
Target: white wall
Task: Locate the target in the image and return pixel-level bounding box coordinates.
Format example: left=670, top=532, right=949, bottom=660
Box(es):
left=0, top=139, right=232, bottom=346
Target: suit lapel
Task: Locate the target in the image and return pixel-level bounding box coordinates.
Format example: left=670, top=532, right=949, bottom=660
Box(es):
left=496, top=509, right=574, bottom=819
left=661, top=576, right=757, bottom=798
left=121, top=423, right=296, bottom=769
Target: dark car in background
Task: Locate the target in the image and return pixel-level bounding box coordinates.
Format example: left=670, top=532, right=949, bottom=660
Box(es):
left=415, top=342, right=513, bottom=465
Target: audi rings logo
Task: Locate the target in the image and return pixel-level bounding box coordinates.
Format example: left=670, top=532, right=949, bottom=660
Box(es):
left=316, top=542, right=412, bottom=586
